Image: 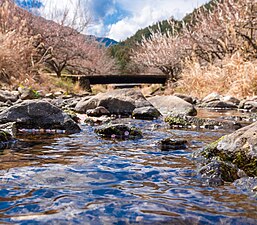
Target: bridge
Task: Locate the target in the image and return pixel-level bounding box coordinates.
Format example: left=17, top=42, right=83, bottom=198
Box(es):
left=58, top=74, right=168, bottom=90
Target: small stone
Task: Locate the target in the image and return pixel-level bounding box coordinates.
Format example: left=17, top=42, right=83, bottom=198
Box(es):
left=95, top=124, right=143, bottom=140
left=158, top=138, right=187, bottom=151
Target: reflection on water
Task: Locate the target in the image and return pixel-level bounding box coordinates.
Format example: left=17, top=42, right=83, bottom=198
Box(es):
left=0, top=110, right=257, bottom=224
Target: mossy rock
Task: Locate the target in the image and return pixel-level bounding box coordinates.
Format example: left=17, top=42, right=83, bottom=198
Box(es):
left=165, top=115, right=191, bottom=127
left=0, top=130, right=13, bottom=142
left=199, top=160, right=240, bottom=185
left=0, top=130, right=15, bottom=149
left=165, top=114, right=241, bottom=130
left=198, top=122, right=257, bottom=181
left=95, top=124, right=143, bottom=139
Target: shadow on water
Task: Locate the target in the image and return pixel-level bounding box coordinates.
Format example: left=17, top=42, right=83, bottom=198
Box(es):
left=0, top=109, right=256, bottom=224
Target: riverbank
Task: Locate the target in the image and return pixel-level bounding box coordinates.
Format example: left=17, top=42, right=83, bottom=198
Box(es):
left=0, top=87, right=257, bottom=223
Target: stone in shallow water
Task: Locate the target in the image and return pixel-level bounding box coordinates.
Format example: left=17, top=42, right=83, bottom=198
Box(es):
left=0, top=130, right=16, bottom=149
left=148, top=95, right=197, bottom=116
left=157, top=138, right=187, bottom=151
left=0, top=100, right=81, bottom=135
left=198, top=160, right=240, bottom=186
left=86, top=106, right=110, bottom=117
left=165, top=114, right=241, bottom=130
left=132, top=106, right=161, bottom=120
left=94, top=124, right=143, bottom=139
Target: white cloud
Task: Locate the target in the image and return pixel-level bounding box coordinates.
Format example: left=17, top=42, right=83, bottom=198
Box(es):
left=36, top=0, right=210, bottom=40
left=107, top=0, right=210, bottom=41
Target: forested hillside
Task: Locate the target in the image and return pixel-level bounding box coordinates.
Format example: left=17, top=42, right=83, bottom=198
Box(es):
left=132, top=0, right=256, bottom=98
left=109, top=0, right=215, bottom=74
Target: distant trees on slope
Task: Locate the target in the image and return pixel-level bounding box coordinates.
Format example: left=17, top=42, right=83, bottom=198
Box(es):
left=0, top=0, right=116, bottom=88
left=132, top=0, right=256, bottom=80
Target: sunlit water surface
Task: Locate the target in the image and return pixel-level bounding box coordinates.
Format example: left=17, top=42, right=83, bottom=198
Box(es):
left=0, top=110, right=257, bottom=224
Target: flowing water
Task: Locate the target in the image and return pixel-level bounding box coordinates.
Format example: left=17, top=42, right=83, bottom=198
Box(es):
left=0, top=110, right=257, bottom=224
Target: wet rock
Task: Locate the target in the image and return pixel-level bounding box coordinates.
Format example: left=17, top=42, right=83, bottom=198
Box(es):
left=0, top=100, right=81, bottom=135
left=173, top=93, right=194, bottom=104
left=132, top=106, right=161, bottom=120
left=86, top=106, right=110, bottom=117
left=84, top=116, right=112, bottom=126
left=165, top=114, right=241, bottom=130
left=95, top=124, right=143, bottom=139
left=198, top=121, right=257, bottom=182
left=221, top=96, right=240, bottom=105
left=199, top=100, right=238, bottom=109
left=199, top=160, right=240, bottom=185
left=157, top=138, right=187, bottom=151
left=234, top=177, right=257, bottom=197
left=75, top=89, right=152, bottom=116
left=199, top=93, right=239, bottom=109
left=239, top=98, right=257, bottom=112
left=0, top=130, right=16, bottom=149
left=0, top=90, right=19, bottom=102
left=148, top=95, right=197, bottom=116
left=202, top=92, right=221, bottom=103
left=50, top=97, right=82, bottom=110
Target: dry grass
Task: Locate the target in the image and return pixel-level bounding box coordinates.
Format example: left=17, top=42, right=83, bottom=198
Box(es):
left=177, top=52, right=257, bottom=99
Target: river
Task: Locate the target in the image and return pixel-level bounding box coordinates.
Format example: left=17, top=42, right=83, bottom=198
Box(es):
left=0, top=109, right=256, bottom=224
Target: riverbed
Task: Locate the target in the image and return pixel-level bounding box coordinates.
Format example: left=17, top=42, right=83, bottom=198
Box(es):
left=0, top=109, right=256, bottom=224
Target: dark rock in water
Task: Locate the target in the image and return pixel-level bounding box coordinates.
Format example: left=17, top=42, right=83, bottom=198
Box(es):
left=198, top=160, right=240, bottom=185
left=0, top=100, right=81, bottom=135
left=0, top=130, right=16, bottom=149
left=95, top=124, right=143, bottom=139
left=148, top=95, right=197, bottom=116
left=132, top=106, right=161, bottom=120
left=165, top=114, right=241, bottom=130
left=86, top=106, right=110, bottom=117
left=75, top=89, right=152, bottom=116
left=157, top=138, right=187, bottom=151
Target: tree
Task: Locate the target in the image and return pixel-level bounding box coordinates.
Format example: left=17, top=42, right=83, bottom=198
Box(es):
left=28, top=0, right=116, bottom=77
left=132, top=0, right=257, bottom=81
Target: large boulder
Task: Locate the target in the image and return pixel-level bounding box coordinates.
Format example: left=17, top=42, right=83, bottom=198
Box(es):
left=197, top=121, right=257, bottom=183
left=148, top=95, right=197, bottom=116
left=75, top=89, right=153, bottom=116
left=0, top=100, right=81, bottom=135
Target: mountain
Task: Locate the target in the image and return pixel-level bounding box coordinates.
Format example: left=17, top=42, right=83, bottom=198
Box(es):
left=96, top=37, right=118, bottom=47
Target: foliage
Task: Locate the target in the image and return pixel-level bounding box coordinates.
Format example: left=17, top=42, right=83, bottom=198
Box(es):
left=109, top=20, right=175, bottom=74
left=132, top=0, right=257, bottom=92
left=0, top=0, right=117, bottom=92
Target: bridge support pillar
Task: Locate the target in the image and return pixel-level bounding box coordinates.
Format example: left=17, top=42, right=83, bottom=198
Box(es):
left=79, top=77, right=92, bottom=92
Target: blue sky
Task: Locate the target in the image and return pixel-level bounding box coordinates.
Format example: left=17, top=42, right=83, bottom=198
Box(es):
left=16, top=0, right=210, bottom=41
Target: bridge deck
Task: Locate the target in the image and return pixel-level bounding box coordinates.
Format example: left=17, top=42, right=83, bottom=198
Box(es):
left=61, top=74, right=168, bottom=85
